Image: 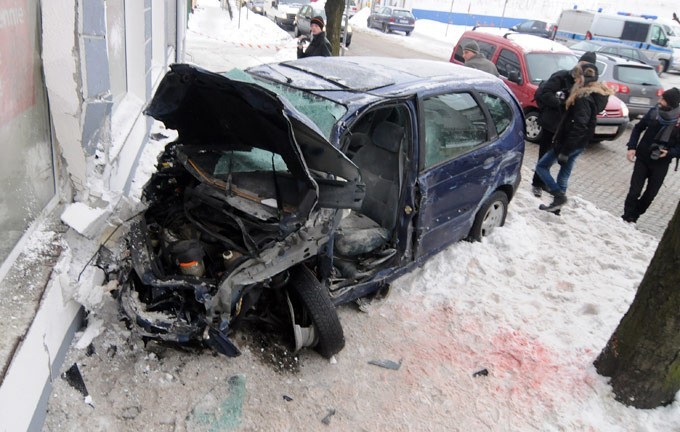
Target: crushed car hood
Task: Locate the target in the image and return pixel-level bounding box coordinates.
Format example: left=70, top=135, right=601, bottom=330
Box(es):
left=145, top=63, right=364, bottom=218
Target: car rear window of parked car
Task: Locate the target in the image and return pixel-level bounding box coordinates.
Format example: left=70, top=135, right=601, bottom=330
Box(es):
left=615, top=65, right=662, bottom=85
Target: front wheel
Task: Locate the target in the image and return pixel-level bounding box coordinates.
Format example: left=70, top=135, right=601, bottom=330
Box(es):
left=286, top=265, right=345, bottom=358
left=382, top=23, right=388, bottom=33
left=405, top=31, right=412, bottom=36
left=468, top=191, right=508, bottom=242
left=525, top=110, right=542, bottom=143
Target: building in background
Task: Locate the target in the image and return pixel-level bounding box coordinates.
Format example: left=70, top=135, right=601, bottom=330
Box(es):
left=0, top=1, right=189, bottom=430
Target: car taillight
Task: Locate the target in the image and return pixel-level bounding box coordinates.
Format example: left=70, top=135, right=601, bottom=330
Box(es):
left=389, top=17, right=395, bottom=22
left=657, top=88, right=664, bottom=97
left=605, top=82, right=630, bottom=94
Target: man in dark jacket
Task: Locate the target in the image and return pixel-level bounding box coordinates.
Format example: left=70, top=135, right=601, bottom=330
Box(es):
left=297, top=16, right=332, bottom=58
left=531, top=51, right=597, bottom=197
left=534, top=63, right=613, bottom=213
left=461, top=41, right=499, bottom=76
left=622, top=87, right=680, bottom=223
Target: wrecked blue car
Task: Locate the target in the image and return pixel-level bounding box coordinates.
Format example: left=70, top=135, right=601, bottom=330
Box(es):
left=119, top=58, right=524, bottom=359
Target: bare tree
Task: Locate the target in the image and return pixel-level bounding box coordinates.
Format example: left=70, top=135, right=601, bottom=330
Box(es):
left=594, top=201, right=680, bottom=409
left=324, top=0, right=345, bottom=56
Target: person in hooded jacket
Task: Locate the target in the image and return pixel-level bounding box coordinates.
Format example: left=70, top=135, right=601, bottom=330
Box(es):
left=622, top=87, right=680, bottom=223
left=531, top=51, right=597, bottom=198
left=297, top=16, right=332, bottom=58
left=534, top=62, right=613, bottom=213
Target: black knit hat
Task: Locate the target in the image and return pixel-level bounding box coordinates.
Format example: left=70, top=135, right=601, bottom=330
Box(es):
left=662, top=87, right=680, bottom=108
left=579, top=51, right=597, bottom=64
left=311, top=16, right=324, bottom=30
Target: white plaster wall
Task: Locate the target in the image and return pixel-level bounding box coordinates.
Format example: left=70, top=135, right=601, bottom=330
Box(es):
left=41, top=0, right=86, bottom=195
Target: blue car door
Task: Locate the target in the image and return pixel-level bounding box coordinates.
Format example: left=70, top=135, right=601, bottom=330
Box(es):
left=413, top=91, right=500, bottom=258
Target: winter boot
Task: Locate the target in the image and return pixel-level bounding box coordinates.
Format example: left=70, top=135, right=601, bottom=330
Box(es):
left=531, top=185, right=543, bottom=197
left=539, top=191, right=567, bottom=212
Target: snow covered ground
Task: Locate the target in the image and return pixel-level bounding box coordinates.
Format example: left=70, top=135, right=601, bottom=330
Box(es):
left=43, top=1, right=680, bottom=430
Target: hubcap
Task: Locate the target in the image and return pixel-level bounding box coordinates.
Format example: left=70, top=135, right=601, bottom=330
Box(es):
left=525, top=115, right=541, bottom=139
left=481, top=201, right=505, bottom=237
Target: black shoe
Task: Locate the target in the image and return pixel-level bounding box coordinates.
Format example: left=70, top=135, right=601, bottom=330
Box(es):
left=531, top=185, right=542, bottom=197
left=621, top=214, right=637, bottom=223
left=539, top=192, right=567, bottom=212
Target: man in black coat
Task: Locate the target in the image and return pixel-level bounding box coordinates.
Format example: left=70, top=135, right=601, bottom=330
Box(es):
left=297, top=16, right=332, bottom=58
left=531, top=51, right=597, bottom=198
left=622, top=87, right=680, bottom=223
left=534, top=62, right=613, bottom=213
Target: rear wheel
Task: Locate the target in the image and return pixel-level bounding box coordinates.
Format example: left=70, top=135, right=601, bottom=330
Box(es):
left=405, top=31, right=411, bottom=36
left=659, top=59, right=668, bottom=75
left=286, top=265, right=345, bottom=358
left=382, top=23, right=388, bottom=33
left=525, top=110, right=542, bottom=143
left=468, top=191, right=508, bottom=241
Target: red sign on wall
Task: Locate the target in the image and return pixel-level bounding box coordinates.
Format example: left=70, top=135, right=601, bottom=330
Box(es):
left=0, top=0, right=34, bottom=126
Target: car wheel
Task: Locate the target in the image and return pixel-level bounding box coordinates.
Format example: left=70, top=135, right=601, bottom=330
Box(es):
left=468, top=191, right=508, bottom=242
left=382, top=23, right=388, bottom=33
left=524, top=110, right=542, bottom=143
left=405, top=31, right=411, bottom=36
left=367, top=18, right=371, bottom=28
left=345, top=34, right=352, bottom=47
left=286, top=265, right=345, bottom=358
left=659, top=59, right=668, bottom=75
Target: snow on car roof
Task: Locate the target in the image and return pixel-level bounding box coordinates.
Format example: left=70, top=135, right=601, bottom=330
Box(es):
left=471, top=28, right=573, bottom=53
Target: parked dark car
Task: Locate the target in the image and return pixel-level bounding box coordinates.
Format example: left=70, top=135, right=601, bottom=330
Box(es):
left=295, top=3, right=352, bottom=46
left=119, top=59, right=525, bottom=359
left=570, top=40, right=663, bottom=75
left=451, top=28, right=629, bottom=143
left=571, top=47, right=664, bottom=119
left=367, top=7, right=415, bottom=35
left=510, top=19, right=556, bottom=39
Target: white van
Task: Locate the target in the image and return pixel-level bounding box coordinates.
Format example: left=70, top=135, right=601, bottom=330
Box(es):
left=554, top=10, right=673, bottom=71
left=264, top=0, right=310, bottom=29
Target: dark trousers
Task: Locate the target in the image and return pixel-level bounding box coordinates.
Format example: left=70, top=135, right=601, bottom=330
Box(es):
left=623, top=158, right=669, bottom=221
left=532, top=129, right=555, bottom=188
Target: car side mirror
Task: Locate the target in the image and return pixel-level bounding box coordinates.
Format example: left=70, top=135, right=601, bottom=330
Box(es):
left=507, top=70, right=522, bottom=84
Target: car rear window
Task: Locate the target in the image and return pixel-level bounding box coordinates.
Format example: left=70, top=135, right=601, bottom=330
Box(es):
left=614, top=65, right=662, bottom=85
left=394, top=10, right=413, bottom=18
left=525, top=53, right=577, bottom=83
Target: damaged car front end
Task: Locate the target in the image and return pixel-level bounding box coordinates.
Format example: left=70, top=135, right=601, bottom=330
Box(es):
left=119, top=64, right=364, bottom=358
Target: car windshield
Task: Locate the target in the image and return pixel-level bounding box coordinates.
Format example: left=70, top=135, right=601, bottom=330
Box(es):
left=525, top=53, right=577, bottom=83
left=571, top=41, right=603, bottom=51
left=223, top=69, right=347, bottom=139
left=615, top=65, right=662, bottom=85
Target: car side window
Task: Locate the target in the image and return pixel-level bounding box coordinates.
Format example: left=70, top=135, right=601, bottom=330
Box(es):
left=480, top=93, right=513, bottom=136
left=422, top=93, right=488, bottom=169
left=496, top=49, right=522, bottom=81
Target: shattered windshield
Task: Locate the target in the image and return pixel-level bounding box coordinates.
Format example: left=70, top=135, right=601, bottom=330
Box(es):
left=223, top=69, right=346, bottom=139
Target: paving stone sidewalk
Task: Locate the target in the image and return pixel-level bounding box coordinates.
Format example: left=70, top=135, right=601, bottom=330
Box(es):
left=523, top=122, right=679, bottom=240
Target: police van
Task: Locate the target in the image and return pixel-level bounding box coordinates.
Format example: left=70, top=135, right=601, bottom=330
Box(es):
left=554, top=10, right=673, bottom=71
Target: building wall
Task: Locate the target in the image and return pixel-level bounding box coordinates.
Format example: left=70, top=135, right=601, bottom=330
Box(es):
left=0, top=1, right=188, bottom=430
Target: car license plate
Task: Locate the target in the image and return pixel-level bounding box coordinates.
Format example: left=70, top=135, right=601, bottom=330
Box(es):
left=399, top=19, right=408, bottom=23
left=629, top=96, right=650, bottom=105
left=595, top=125, right=619, bottom=134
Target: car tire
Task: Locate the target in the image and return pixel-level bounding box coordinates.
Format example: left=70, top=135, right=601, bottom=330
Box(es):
left=382, top=23, right=388, bottom=33
left=367, top=18, right=371, bottom=28
left=346, top=34, right=352, bottom=47
left=524, top=110, right=542, bottom=143
left=659, top=59, right=668, bottom=75
left=405, top=31, right=411, bottom=36
left=294, top=25, right=300, bottom=37
left=287, top=265, right=345, bottom=358
left=468, top=191, right=508, bottom=242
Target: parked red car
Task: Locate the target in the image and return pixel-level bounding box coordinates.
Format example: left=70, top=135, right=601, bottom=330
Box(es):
left=451, top=28, right=629, bottom=142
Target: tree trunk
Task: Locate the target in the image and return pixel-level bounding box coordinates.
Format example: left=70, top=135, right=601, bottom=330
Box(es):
left=594, top=201, right=680, bottom=409
left=325, top=0, right=344, bottom=56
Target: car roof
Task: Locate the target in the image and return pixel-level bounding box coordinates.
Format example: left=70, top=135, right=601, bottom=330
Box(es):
left=247, top=56, right=508, bottom=104
left=462, top=29, right=572, bottom=54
